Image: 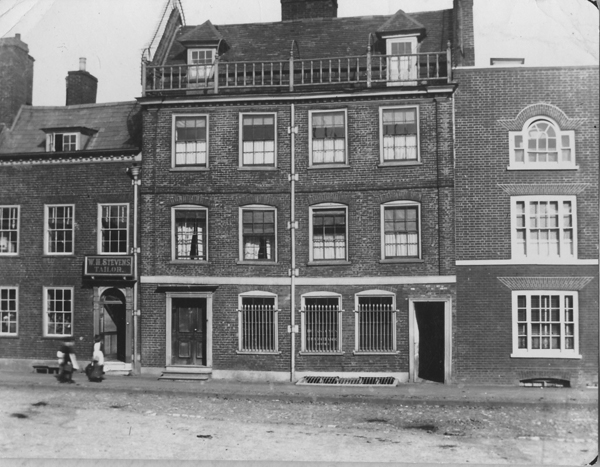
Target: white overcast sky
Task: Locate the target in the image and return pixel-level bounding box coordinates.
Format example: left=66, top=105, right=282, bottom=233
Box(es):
left=0, top=0, right=597, bottom=106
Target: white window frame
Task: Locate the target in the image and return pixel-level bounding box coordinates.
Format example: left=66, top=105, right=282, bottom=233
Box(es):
left=508, top=117, right=576, bottom=170
left=309, top=203, right=348, bottom=263
left=239, top=112, right=277, bottom=168
left=44, top=204, right=75, bottom=255
left=98, top=203, right=129, bottom=255
left=171, top=114, right=209, bottom=169
left=0, top=286, right=18, bottom=336
left=239, top=205, right=277, bottom=263
left=43, top=286, right=74, bottom=337
left=510, top=195, right=577, bottom=263
left=309, top=109, right=348, bottom=167
left=237, top=291, right=279, bottom=354
left=511, top=290, right=581, bottom=359
left=380, top=200, right=421, bottom=261
left=385, top=35, right=419, bottom=86
left=187, top=48, right=216, bottom=83
left=354, top=290, right=397, bottom=354
left=0, top=205, right=19, bottom=256
left=300, top=291, right=343, bottom=354
left=46, top=133, right=79, bottom=152
left=171, top=205, right=208, bottom=262
left=379, top=106, right=420, bottom=164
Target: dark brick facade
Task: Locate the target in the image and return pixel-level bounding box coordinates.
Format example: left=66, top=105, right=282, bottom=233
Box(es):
left=0, top=35, right=34, bottom=127
left=66, top=70, right=98, bottom=106
left=454, top=66, right=599, bottom=386
left=281, top=0, right=337, bottom=21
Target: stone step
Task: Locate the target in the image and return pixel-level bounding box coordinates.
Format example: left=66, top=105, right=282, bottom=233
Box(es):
left=159, top=372, right=211, bottom=381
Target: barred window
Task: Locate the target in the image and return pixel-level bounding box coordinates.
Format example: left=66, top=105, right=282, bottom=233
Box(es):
left=311, top=110, right=346, bottom=165
left=311, top=208, right=346, bottom=261
left=239, top=296, right=278, bottom=352
left=383, top=203, right=420, bottom=259
left=174, top=116, right=207, bottom=167
left=381, top=108, right=418, bottom=162
left=241, top=114, right=275, bottom=166
left=174, top=208, right=207, bottom=261
left=44, top=287, right=73, bottom=337
left=0, top=206, right=19, bottom=254
left=241, top=208, right=275, bottom=261
left=100, top=204, right=128, bottom=254
left=513, top=291, right=579, bottom=358
left=46, top=205, right=74, bottom=254
left=356, top=296, right=396, bottom=352
left=302, top=296, right=342, bottom=353
left=0, top=287, right=17, bottom=335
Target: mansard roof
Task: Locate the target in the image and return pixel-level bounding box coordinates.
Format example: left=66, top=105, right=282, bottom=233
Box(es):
left=161, top=9, right=452, bottom=65
left=0, top=101, right=141, bottom=155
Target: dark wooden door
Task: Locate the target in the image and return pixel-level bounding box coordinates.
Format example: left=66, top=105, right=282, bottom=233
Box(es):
left=171, top=298, right=207, bottom=366
left=415, top=302, right=445, bottom=383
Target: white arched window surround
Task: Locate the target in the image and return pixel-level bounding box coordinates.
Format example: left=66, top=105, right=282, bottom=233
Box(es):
left=171, top=204, right=208, bottom=262
left=238, top=204, right=277, bottom=263
left=309, top=202, right=349, bottom=263
left=237, top=290, right=279, bottom=354
left=508, top=117, right=576, bottom=170
left=380, top=200, right=422, bottom=261
left=300, top=291, right=344, bottom=354
left=354, top=290, right=398, bottom=354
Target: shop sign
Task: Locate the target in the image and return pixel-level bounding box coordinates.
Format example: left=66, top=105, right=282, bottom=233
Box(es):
left=84, top=256, right=133, bottom=277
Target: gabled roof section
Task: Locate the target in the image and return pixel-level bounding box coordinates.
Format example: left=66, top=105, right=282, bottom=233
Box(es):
left=0, top=101, right=141, bottom=155
left=178, top=20, right=224, bottom=45
left=163, top=9, right=452, bottom=65
left=377, top=9, right=426, bottom=38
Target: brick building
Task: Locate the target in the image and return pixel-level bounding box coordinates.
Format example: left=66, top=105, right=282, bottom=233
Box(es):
left=453, top=2, right=599, bottom=387
left=0, top=39, right=142, bottom=372
left=138, top=0, right=460, bottom=383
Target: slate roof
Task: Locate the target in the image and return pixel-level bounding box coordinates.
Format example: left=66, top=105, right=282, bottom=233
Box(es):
left=0, top=101, right=142, bottom=155
left=163, top=9, right=453, bottom=66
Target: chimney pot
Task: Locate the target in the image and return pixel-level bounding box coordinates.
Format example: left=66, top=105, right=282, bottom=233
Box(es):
left=79, top=57, right=86, bottom=71
left=15, top=33, right=21, bottom=40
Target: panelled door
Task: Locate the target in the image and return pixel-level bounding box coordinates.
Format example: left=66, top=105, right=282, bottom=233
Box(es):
left=171, top=297, right=207, bottom=366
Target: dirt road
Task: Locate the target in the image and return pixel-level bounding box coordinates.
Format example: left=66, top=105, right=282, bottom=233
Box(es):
left=0, top=384, right=596, bottom=464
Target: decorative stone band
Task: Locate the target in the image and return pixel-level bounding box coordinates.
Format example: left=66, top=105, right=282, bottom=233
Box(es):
left=0, top=151, right=140, bottom=166
left=497, top=276, right=594, bottom=291
left=497, top=183, right=591, bottom=196
left=497, top=102, right=587, bottom=131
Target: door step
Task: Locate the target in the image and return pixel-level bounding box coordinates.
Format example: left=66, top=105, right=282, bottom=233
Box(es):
left=103, top=361, right=132, bottom=376
left=159, top=366, right=212, bottom=381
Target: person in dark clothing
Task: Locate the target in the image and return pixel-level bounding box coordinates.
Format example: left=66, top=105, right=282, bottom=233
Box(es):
left=85, top=334, right=104, bottom=382
left=56, top=338, right=79, bottom=383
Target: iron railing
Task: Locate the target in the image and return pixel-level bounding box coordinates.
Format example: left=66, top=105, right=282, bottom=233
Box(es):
left=302, top=305, right=342, bottom=353
left=238, top=304, right=278, bottom=352
left=355, top=304, right=397, bottom=352
left=142, top=42, right=452, bottom=96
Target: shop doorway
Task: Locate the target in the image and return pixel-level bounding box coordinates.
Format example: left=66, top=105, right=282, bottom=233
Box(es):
left=409, top=299, right=452, bottom=383
left=99, top=288, right=127, bottom=362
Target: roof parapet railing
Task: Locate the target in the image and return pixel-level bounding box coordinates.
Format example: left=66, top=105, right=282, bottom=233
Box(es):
left=289, top=40, right=300, bottom=92
left=366, top=33, right=377, bottom=88
left=213, top=38, right=225, bottom=94
left=446, top=40, right=452, bottom=83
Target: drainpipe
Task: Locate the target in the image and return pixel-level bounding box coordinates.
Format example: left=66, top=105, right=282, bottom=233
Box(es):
left=129, top=160, right=141, bottom=374
left=288, top=104, right=298, bottom=382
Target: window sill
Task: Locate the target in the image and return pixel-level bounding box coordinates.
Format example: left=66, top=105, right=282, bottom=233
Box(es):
left=379, top=258, right=424, bottom=264
left=0, top=254, right=20, bottom=258
left=236, top=351, right=281, bottom=355
left=308, top=164, right=350, bottom=170
left=353, top=351, right=399, bottom=356
left=42, top=254, right=76, bottom=258
left=42, top=336, right=72, bottom=340
left=299, top=351, right=345, bottom=356
left=169, top=260, right=208, bottom=264
left=0, top=334, right=19, bottom=339
left=506, top=165, right=579, bottom=171
left=510, top=256, right=579, bottom=265
left=306, top=260, right=351, bottom=266
left=510, top=352, right=582, bottom=360
left=237, top=166, right=277, bottom=171
left=378, top=161, right=422, bottom=168
left=170, top=167, right=209, bottom=172
left=236, top=260, right=278, bottom=265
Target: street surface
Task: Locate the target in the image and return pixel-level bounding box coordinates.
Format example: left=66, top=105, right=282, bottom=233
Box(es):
left=0, top=382, right=597, bottom=464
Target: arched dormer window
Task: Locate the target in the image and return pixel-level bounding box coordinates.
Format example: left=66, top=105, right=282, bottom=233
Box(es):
left=509, top=117, right=576, bottom=170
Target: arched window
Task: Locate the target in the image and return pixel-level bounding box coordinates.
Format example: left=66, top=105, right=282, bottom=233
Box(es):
left=509, top=118, right=575, bottom=169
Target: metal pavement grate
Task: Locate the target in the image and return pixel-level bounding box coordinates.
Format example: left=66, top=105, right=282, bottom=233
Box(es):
left=296, top=375, right=398, bottom=387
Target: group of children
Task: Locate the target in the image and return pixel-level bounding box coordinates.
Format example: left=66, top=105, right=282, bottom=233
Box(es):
left=56, top=334, right=104, bottom=383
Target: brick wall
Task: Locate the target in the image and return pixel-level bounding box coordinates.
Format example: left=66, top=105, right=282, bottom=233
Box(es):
left=0, top=160, right=135, bottom=361
left=281, top=0, right=337, bottom=21
left=0, top=35, right=34, bottom=126
left=66, top=70, right=98, bottom=106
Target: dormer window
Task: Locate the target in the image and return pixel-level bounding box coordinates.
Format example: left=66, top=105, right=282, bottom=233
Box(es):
left=46, top=133, right=78, bottom=152
left=187, top=49, right=215, bottom=85
left=386, top=36, right=418, bottom=85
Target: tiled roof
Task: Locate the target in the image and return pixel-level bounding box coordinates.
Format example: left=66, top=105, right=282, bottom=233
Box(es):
left=164, top=9, right=452, bottom=65
left=0, top=101, right=141, bottom=155
left=377, top=9, right=425, bottom=35
left=178, top=20, right=224, bottom=44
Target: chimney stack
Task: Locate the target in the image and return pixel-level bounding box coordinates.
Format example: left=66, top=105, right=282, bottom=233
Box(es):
left=0, top=33, right=34, bottom=126
left=281, top=0, right=338, bottom=21
left=66, top=57, right=98, bottom=106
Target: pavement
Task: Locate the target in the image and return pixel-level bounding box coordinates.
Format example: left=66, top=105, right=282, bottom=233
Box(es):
left=0, top=370, right=597, bottom=408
